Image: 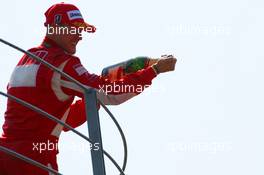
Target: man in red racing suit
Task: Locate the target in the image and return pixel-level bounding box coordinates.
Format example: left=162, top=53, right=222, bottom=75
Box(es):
left=0, top=3, right=176, bottom=175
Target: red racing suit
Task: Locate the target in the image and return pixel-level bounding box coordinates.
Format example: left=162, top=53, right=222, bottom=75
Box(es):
left=0, top=37, right=157, bottom=174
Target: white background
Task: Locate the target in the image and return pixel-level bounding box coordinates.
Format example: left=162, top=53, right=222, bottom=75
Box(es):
left=0, top=0, right=264, bottom=174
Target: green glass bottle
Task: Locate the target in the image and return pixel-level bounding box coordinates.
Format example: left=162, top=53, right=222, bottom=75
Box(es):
left=101, top=56, right=157, bottom=81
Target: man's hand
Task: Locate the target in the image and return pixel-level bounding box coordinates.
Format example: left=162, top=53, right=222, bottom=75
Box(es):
left=152, top=55, right=177, bottom=74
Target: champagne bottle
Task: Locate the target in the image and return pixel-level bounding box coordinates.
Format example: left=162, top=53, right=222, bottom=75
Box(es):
left=101, top=56, right=158, bottom=81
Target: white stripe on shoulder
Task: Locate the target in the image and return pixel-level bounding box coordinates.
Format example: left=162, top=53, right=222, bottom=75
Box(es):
left=9, top=64, right=40, bottom=88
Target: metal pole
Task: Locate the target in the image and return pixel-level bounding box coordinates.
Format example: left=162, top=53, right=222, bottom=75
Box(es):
left=84, top=89, right=106, bottom=175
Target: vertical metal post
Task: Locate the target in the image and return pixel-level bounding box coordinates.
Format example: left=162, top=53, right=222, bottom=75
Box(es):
left=84, top=89, right=106, bottom=175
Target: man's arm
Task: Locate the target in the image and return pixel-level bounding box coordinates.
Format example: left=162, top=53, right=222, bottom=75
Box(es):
left=60, top=57, right=156, bottom=105
left=62, top=56, right=176, bottom=130
left=60, top=55, right=176, bottom=105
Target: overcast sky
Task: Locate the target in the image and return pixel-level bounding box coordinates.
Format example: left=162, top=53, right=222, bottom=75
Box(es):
left=1, top=0, right=264, bottom=175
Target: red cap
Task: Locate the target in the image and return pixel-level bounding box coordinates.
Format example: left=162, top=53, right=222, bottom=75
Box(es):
left=44, top=3, right=96, bottom=33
